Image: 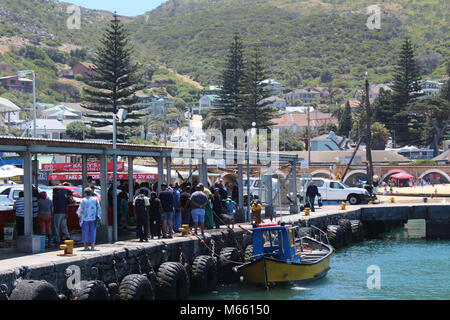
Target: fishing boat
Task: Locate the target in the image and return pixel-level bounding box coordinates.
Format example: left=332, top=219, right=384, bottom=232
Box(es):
left=235, top=224, right=333, bottom=287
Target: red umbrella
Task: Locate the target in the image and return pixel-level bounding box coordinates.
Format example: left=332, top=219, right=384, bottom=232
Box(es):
left=390, top=172, right=415, bottom=179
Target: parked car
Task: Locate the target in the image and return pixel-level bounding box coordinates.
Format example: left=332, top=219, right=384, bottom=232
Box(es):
left=0, top=195, right=14, bottom=211
left=298, top=178, right=371, bottom=205
left=0, top=184, right=54, bottom=202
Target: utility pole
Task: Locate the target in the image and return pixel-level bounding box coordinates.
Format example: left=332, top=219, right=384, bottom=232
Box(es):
left=365, top=72, right=374, bottom=187
left=307, top=105, right=311, bottom=165
left=163, top=100, right=167, bottom=146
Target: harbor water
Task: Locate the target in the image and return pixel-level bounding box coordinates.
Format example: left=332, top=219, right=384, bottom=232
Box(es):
left=191, top=220, right=450, bottom=300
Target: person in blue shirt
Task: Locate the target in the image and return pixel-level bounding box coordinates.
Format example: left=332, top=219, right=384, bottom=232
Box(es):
left=76, top=187, right=101, bottom=251
left=172, top=185, right=181, bottom=233
left=224, top=197, right=237, bottom=229
left=158, top=183, right=174, bottom=238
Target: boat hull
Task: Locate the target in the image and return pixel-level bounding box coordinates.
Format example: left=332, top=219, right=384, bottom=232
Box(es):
left=237, top=256, right=331, bottom=285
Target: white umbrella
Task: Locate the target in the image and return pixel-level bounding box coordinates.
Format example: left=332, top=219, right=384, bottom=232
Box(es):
left=0, top=165, right=24, bottom=179
left=0, top=97, right=21, bottom=113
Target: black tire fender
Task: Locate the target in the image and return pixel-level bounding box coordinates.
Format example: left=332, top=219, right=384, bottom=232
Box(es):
left=119, top=274, right=154, bottom=300
left=156, top=262, right=190, bottom=300
left=190, top=255, right=218, bottom=294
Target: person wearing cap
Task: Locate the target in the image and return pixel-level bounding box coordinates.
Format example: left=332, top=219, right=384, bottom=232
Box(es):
left=76, top=187, right=101, bottom=251
left=224, top=197, right=237, bottom=229
left=38, top=191, right=53, bottom=247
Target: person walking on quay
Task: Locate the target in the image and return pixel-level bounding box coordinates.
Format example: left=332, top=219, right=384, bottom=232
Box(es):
left=180, top=186, right=192, bottom=226
left=133, top=188, right=150, bottom=242
left=306, top=180, right=320, bottom=212
left=52, top=188, right=74, bottom=244
left=172, top=185, right=181, bottom=233
left=76, top=188, right=101, bottom=251
left=190, top=184, right=208, bottom=236
left=159, top=183, right=174, bottom=238
left=224, top=196, right=237, bottom=229
left=149, top=192, right=163, bottom=239
left=38, top=191, right=53, bottom=247
left=13, top=191, right=25, bottom=236
left=212, top=188, right=222, bottom=229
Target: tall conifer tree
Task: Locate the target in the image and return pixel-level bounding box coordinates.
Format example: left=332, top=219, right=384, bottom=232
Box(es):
left=215, top=32, right=244, bottom=136
left=391, top=38, right=422, bottom=145
left=338, top=100, right=352, bottom=137
left=237, top=43, right=277, bottom=131
left=81, top=13, right=146, bottom=141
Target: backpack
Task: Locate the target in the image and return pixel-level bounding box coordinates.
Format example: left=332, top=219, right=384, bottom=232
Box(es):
left=135, top=197, right=146, bottom=215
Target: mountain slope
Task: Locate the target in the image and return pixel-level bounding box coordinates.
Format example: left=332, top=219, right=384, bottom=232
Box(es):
left=0, top=0, right=448, bottom=90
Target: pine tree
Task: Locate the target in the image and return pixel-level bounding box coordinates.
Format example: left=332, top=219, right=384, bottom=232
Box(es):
left=338, top=100, right=352, bottom=137
left=214, top=32, right=245, bottom=135
left=390, top=38, right=423, bottom=146
left=81, top=13, right=146, bottom=142
left=237, top=43, right=277, bottom=131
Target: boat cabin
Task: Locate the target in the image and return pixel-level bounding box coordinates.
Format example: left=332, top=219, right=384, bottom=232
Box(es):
left=252, top=224, right=301, bottom=264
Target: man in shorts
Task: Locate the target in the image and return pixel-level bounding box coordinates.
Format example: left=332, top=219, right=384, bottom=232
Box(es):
left=190, top=184, right=208, bottom=236
left=158, top=183, right=174, bottom=238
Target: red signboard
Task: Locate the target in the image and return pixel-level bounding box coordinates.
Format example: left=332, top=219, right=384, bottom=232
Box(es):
left=48, top=173, right=159, bottom=181
left=42, top=162, right=125, bottom=172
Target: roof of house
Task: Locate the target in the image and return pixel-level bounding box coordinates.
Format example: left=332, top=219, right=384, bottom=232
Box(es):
left=432, top=150, right=450, bottom=162
left=283, top=150, right=410, bottom=164
left=261, top=96, right=286, bottom=103
left=24, top=119, right=67, bottom=131
left=74, top=62, right=96, bottom=69
left=272, top=111, right=338, bottom=127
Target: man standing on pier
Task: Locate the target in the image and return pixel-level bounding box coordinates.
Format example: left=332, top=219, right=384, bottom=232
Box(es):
left=159, top=183, right=174, bottom=238
left=306, top=180, right=320, bottom=212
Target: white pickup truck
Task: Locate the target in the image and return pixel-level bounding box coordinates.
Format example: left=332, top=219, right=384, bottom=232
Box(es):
left=300, top=178, right=371, bottom=205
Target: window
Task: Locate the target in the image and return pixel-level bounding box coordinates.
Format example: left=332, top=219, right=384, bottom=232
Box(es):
left=330, top=182, right=344, bottom=189
left=12, top=189, right=21, bottom=200
left=312, top=179, right=324, bottom=187
left=1, top=188, right=10, bottom=196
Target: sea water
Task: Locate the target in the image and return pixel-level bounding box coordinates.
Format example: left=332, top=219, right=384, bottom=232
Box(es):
left=191, top=220, right=450, bottom=300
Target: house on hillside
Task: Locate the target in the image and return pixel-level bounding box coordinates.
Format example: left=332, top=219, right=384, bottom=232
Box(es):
left=0, top=75, right=33, bottom=94
left=418, top=80, right=443, bottom=98
left=261, top=79, right=282, bottom=95
left=133, top=94, right=172, bottom=115
left=310, top=131, right=350, bottom=151
left=193, top=94, right=219, bottom=115
left=72, top=62, right=96, bottom=80
left=271, top=111, right=338, bottom=134
left=278, top=106, right=314, bottom=114
left=260, top=96, right=287, bottom=109
left=42, top=105, right=82, bottom=121
left=284, top=88, right=320, bottom=105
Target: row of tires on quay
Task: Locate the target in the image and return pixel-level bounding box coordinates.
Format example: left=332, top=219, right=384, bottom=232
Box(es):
left=0, top=246, right=248, bottom=301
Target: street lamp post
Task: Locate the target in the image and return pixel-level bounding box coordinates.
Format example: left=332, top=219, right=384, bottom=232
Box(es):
left=247, top=122, right=256, bottom=222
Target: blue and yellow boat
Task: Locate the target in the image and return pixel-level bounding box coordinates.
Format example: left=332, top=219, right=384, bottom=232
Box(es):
left=236, top=224, right=333, bottom=287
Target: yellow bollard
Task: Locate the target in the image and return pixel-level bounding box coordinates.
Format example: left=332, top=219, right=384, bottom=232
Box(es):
left=57, top=240, right=76, bottom=257
left=304, top=207, right=310, bottom=216
left=390, top=197, right=395, bottom=203
left=178, top=224, right=191, bottom=237
left=368, top=200, right=373, bottom=205
left=340, top=202, right=346, bottom=210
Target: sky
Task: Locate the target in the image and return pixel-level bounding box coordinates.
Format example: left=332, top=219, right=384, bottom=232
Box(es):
left=66, top=0, right=169, bottom=17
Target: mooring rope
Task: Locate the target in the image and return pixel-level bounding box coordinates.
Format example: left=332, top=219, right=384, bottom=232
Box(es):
left=189, top=230, right=246, bottom=265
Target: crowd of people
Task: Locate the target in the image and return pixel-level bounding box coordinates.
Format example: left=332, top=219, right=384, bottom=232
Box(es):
left=12, top=178, right=255, bottom=248
left=129, top=180, right=239, bottom=241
